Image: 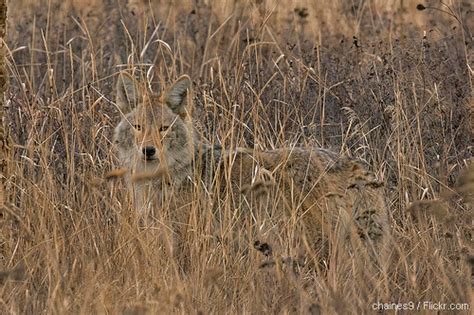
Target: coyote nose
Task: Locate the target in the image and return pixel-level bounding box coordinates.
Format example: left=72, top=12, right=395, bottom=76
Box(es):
left=142, top=146, right=156, bottom=157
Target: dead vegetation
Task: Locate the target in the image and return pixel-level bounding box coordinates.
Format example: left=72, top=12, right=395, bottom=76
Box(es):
left=1, top=0, right=473, bottom=313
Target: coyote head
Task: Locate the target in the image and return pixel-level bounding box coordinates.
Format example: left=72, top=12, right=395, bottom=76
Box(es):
left=113, top=73, right=195, bottom=183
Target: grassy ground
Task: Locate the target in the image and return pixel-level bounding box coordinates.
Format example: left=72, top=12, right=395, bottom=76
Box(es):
left=1, top=0, right=473, bottom=313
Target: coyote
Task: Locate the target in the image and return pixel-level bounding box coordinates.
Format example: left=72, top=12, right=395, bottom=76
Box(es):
left=113, top=72, right=389, bottom=257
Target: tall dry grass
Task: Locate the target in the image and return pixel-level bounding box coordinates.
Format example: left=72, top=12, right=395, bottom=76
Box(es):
left=1, top=0, right=473, bottom=313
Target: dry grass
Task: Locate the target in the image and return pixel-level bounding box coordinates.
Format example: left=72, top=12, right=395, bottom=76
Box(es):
left=1, top=0, right=473, bottom=313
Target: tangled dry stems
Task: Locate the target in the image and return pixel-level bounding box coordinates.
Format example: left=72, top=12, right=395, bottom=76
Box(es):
left=1, top=0, right=473, bottom=313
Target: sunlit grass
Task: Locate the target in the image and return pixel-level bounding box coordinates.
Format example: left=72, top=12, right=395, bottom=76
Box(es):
left=1, top=0, right=472, bottom=313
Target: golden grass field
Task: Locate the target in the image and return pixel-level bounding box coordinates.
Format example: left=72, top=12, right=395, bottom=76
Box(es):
left=1, top=0, right=473, bottom=313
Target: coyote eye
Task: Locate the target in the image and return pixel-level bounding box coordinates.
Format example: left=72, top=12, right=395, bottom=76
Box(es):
left=133, top=124, right=142, bottom=131
left=159, top=126, right=169, bottom=132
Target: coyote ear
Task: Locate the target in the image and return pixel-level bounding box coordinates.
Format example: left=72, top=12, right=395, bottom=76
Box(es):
left=116, top=72, right=140, bottom=114
left=164, top=75, right=191, bottom=115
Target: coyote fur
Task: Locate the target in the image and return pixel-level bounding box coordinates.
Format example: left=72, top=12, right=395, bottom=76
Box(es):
left=113, top=72, right=389, bottom=256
